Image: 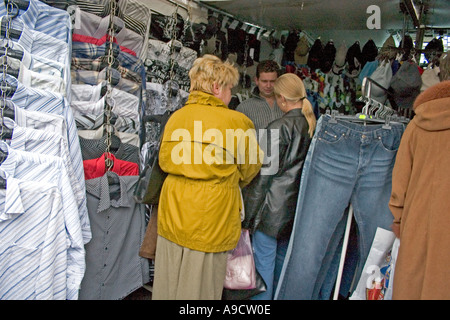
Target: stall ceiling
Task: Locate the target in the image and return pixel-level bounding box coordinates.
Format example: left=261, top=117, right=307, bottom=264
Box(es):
left=198, top=0, right=450, bottom=44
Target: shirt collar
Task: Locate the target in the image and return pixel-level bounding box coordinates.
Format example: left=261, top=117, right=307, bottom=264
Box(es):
left=0, top=141, right=17, bottom=183
left=0, top=176, right=25, bottom=221
left=0, top=40, right=32, bottom=69
left=5, top=117, right=30, bottom=151
left=93, top=170, right=133, bottom=213
left=0, top=0, right=39, bottom=30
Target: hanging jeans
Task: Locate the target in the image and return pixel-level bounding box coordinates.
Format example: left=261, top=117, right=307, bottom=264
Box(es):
left=275, top=115, right=405, bottom=300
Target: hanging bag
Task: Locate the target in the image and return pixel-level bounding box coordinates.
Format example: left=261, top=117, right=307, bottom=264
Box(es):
left=133, top=146, right=167, bottom=205
left=133, top=112, right=171, bottom=205
left=224, top=229, right=256, bottom=290
left=421, top=64, right=440, bottom=92
left=368, top=60, right=392, bottom=104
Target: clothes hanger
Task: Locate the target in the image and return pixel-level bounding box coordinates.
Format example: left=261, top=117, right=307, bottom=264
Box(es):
left=327, top=77, right=407, bottom=128
left=0, top=72, right=16, bottom=97
left=6, top=0, right=29, bottom=11
left=103, top=0, right=122, bottom=176
left=0, top=5, right=21, bottom=40
left=0, top=41, right=23, bottom=60
left=1, top=55, right=19, bottom=78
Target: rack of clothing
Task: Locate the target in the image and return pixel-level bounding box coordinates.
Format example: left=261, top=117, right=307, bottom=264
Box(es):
left=66, top=0, right=149, bottom=300
left=275, top=77, right=409, bottom=300
left=0, top=0, right=87, bottom=300
left=0, top=0, right=159, bottom=301
left=141, top=3, right=194, bottom=165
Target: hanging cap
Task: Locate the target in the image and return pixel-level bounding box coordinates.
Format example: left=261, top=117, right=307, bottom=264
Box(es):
left=294, top=36, right=309, bottom=65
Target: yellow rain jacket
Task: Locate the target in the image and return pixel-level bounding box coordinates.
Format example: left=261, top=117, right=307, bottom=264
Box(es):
left=158, top=91, right=263, bottom=252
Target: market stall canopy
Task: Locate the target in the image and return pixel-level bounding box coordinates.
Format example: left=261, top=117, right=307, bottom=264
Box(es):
left=197, top=0, right=450, bottom=45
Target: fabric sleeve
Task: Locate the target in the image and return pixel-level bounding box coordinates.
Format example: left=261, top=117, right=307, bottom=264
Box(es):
left=389, top=125, right=414, bottom=228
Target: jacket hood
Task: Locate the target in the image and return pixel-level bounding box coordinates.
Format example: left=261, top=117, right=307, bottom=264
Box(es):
left=413, top=81, right=450, bottom=131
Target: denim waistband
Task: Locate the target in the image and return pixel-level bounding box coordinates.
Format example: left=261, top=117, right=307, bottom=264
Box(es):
left=320, top=114, right=405, bottom=140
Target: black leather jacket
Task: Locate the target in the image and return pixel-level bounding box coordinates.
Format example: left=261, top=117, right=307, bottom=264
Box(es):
left=242, top=108, right=312, bottom=240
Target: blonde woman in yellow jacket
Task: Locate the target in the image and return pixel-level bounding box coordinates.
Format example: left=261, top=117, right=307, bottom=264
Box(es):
left=152, top=55, right=264, bottom=300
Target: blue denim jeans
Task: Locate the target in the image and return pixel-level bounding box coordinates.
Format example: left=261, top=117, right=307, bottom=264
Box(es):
left=251, top=230, right=289, bottom=300
left=275, top=115, right=405, bottom=300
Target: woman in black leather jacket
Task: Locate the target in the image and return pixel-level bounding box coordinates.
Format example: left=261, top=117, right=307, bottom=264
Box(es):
left=242, top=73, right=316, bottom=300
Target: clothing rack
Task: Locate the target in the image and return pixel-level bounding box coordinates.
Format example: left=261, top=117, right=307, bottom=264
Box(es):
left=0, top=0, right=20, bottom=189
left=330, top=76, right=408, bottom=300
left=104, top=0, right=119, bottom=174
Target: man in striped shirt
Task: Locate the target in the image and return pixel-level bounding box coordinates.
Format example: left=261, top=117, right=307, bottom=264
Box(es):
left=236, top=60, right=284, bottom=138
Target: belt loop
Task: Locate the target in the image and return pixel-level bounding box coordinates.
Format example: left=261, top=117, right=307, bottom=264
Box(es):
left=346, top=128, right=351, bottom=138
left=373, top=129, right=378, bottom=139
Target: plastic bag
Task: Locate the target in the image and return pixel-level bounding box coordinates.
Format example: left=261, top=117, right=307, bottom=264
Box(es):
left=350, top=227, right=397, bottom=300
left=224, top=229, right=256, bottom=290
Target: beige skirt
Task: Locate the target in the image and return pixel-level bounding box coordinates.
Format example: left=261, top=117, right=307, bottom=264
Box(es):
left=152, top=235, right=228, bottom=300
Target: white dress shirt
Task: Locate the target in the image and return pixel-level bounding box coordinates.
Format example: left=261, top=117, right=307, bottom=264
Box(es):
left=0, top=143, right=85, bottom=300
left=0, top=177, right=68, bottom=299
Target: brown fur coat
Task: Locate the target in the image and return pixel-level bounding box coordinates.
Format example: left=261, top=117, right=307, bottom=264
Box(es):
left=389, top=81, right=450, bottom=299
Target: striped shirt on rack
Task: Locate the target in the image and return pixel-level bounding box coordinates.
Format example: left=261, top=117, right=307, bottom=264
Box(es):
left=0, top=177, right=68, bottom=300
left=0, top=143, right=85, bottom=300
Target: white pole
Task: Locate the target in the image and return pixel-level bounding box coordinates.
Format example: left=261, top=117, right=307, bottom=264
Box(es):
left=333, top=204, right=353, bottom=300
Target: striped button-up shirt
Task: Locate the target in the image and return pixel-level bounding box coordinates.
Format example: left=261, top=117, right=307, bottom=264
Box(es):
left=41, top=0, right=151, bottom=38
left=71, top=83, right=140, bottom=127
left=6, top=19, right=69, bottom=66
left=7, top=59, right=66, bottom=96
left=0, top=40, right=65, bottom=79
left=5, top=16, right=72, bottom=101
left=0, top=143, right=85, bottom=300
left=73, top=10, right=144, bottom=58
left=0, top=0, right=72, bottom=43
left=5, top=75, right=85, bottom=204
left=0, top=177, right=68, bottom=300
left=4, top=117, right=90, bottom=244
left=71, top=40, right=143, bottom=74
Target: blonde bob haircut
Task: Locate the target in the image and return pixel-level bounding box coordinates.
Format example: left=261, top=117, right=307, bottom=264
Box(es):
left=189, top=54, right=239, bottom=94
left=274, top=73, right=316, bottom=138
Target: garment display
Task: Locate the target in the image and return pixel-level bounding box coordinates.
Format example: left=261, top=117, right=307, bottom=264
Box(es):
left=0, top=177, right=68, bottom=300
left=275, top=115, right=405, bottom=300
left=145, top=39, right=196, bottom=92
left=79, top=134, right=140, bottom=165
left=78, top=126, right=140, bottom=147
left=67, top=0, right=150, bottom=300
left=83, top=152, right=139, bottom=180
left=71, top=41, right=144, bottom=75
left=71, top=56, right=142, bottom=83
left=1, top=0, right=446, bottom=303
left=0, top=0, right=72, bottom=42
left=79, top=172, right=149, bottom=300
left=3, top=75, right=85, bottom=191
left=0, top=0, right=150, bottom=300
left=71, top=82, right=140, bottom=131
left=0, top=39, right=66, bottom=78
left=0, top=142, right=85, bottom=300
left=72, top=10, right=144, bottom=57
left=3, top=117, right=88, bottom=237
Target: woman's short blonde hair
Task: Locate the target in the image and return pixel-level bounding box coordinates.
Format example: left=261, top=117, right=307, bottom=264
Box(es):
left=189, top=54, right=239, bottom=93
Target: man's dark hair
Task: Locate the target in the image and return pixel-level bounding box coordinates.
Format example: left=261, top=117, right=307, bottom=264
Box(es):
left=256, top=60, right=281, bottom=78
